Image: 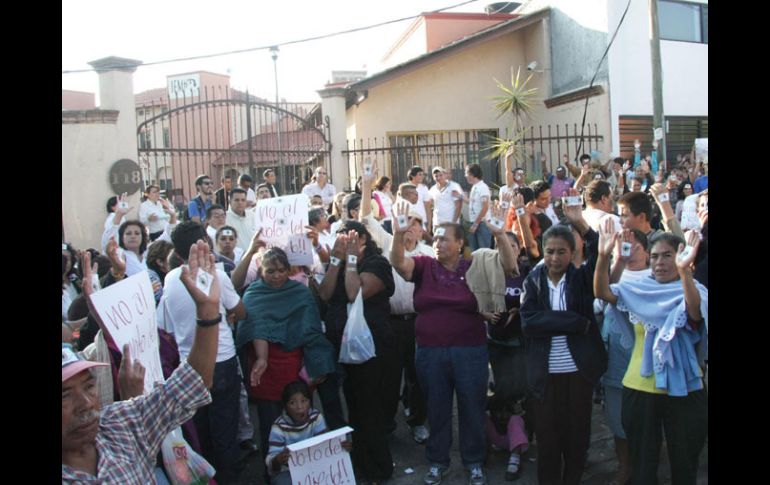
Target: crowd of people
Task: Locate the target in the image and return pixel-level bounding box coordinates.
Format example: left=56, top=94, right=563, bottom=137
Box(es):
left=63, top=142, right=707, bottom=485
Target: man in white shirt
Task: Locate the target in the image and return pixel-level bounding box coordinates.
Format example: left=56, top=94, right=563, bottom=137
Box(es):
left=239, top=173, right=257, bottom=208
left=465, top=163, right=492, bottom=250
left=156, top=221, right=246, bottom=483
left=408, top=166, right=432, bottom=230
left=428, top=167, right=462, bottom=231
left=500, top=148, right=526, bottom=200
left=225, top=189, right=256, bottom=254
left=205, top=204, right=227, bottom=243
left=582, top=180, right=622, bottom=233
left=301, top=166, right=337, bottom=206
left=139, top=185, right=171, bottom=240
left=359, top=171, right=434, bottom=445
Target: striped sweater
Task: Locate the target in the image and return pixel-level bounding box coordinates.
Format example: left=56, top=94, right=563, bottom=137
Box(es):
left=265, top=408, right=328, bottom=475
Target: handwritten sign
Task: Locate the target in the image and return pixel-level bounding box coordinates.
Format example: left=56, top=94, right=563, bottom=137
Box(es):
left=288, top=426, right=355, bottom=485
left=88, top=271, right=164, bottom=393
left=255, top=194, right=313, bottom=266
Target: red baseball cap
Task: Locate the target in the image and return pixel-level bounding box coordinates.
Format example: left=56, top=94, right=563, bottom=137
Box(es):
left=62, top=345, right=108, bottom=382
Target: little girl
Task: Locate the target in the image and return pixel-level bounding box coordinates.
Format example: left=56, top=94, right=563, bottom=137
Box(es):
left=266, top=381, right=351, bottom=485
left=485, top=393, right=530, bottom=481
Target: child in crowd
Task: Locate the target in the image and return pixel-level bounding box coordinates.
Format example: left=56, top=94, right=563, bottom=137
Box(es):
left=485, top=393, right=530, bottom=481
left=266, top=381, right=352, bottom=485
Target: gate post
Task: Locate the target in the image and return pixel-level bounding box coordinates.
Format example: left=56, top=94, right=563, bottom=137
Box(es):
left=318, top=86, right=350, bottom=190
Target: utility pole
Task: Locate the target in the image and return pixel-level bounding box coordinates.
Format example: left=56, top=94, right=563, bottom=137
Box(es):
left=649, top=0, right=666, bottom=164
left=270, top=46, right=283, bottom=185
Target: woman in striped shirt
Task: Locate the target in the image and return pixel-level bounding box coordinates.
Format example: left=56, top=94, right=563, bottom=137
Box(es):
left=519, top=190, right=608, bottom=485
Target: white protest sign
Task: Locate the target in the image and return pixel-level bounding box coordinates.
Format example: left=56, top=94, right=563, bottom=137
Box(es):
left=88, top=271, right=164, bottom=393
left=255, top=194, right=313, bottom=266
left=288, top=426, right=355, bottom=485
left=695, top=138, right=708, bottom=163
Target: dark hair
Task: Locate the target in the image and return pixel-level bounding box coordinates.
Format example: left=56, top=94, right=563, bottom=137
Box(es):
left=216, top=225, right=238, bottom=240
left=309, top=207, right=327, bottom=226
left=263, top=168, right=274, bottom=178
left=517, top=186, right=535, bottom=204
left=144, top=185, right=160, bottom=195
left=118, top=221, right=149, bottom=255
left=613, top=157, right=624, bottom=166
left=261, top=247, right=291, bottom=271
left=632, top=176, right=645, bottom=185
left=168, top=251, right=185, bottom=270
left=281, top=380, right=311, bottom=407
left=466, top=163, right=482, bottom=179
left=585, top=180, right=612, bottom=203
left=649, top=232, right=685, bottom=254
left=238, top=173, right=253, bottom=184
left=629, top=229, right=649, bottom=251
left=106, top=196, right=118, bottom=214
left=92, top=254, right=112, bottom=278
left=408, top=166, right=424, bottom=180
left=256, top=183, right=271, bottom=194
left=230, top=187, right=247, bottom=198
left=513, top=167, right=525, bottom=173
left=579, top=154, right=591, bottom=163
left=543, top=224, right=576, bottom=252
left=337, top=220, right=382, bottom=256
left=530, top=180, right=550, bottom=198
left=146, top=240, right=174, bottom=277
left=436, top=223, right=465, bottom=248
left=206, top=204, right=225, bottom=219
left=374, top=176, right=390, bottom=192
left=170, top=221, right=207, bottom=261
left=343, top=193, right=362, bottom=219
left=194, top=174, right=210, bottom=187
left=619, top=191, right=652, bottom=222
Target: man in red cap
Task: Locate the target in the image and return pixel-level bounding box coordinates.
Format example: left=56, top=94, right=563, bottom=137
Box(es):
left=62, top=241, right=222, bottom=483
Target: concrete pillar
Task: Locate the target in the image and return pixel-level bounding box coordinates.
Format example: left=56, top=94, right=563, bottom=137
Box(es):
left=318, top=86, right=350, bottom=190
left=88, top=56, right=143, bottom=215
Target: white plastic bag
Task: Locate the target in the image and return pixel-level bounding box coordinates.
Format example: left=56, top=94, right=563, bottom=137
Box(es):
left=339, top=289, right=376, bottom=364
left=160, top=426, right=216, bottom=485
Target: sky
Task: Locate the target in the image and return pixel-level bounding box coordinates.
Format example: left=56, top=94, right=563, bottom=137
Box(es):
left=62, top=0, right=496, bottom=103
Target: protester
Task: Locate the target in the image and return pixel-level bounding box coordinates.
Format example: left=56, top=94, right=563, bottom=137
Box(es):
left=226, top=188, right=256, bottom=254
left=594, top=226, right=708, bottom=485
left=390, top=201, right=518, bottom=485
left=465, top=163, right=492, bottom=251
left=263, top=168, right=280, bottom=197
left=530, top=180, right=560, bottom=228
left=188, top=175, right=215, bottom=224
left=139, top=185, right=172, bottom=241
left=501, top=148, right=527, bottom=199
left=63, top=241, right=223, bottom=483
left=372, top=176, right=395, bottom=234
left=205, top=204, right=228, bottom=243
left=215, top=174, right=233, bottom=209
left=675, top=183, right=694, bottom=221
left=519, top=190, right=607, bottom=485
left=582, top=180, right=622, bottom=233
left=360, top=165, right=433, bottom=445
left=428, top=167, right=462, bottom=231
left=484, top=393, right=529, bottom=482
left=156, top=222, right=246, bottom=483
left=547, top=166, right=575, bottom=202
left=302, top=166, right=337, bottom=206
left=146, top=240, right=174, bottom=305
left=408, top=166, right=433, bottom=230
left=319, top=220, right=395, bottom=484
left=256, top=183, right=273, bottom=200
left=329, top=193, right=361, bottom=235
left=618, top=192, right=662, bottom=240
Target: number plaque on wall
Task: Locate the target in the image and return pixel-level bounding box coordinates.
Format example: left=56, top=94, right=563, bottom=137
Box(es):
left=108, top=159, right=142, bottom=195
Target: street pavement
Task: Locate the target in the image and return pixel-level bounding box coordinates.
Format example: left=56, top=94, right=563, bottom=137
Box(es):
left=234, top=388, right=707, bottom=484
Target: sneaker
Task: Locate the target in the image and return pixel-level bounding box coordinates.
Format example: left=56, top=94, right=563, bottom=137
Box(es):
left=468, top=466, right=487, bottom=485
left=505, top=453, right=521, bottom=481
left=412, top=425, right=430, bottom=444
left=424, top=464, right=448, bottom=485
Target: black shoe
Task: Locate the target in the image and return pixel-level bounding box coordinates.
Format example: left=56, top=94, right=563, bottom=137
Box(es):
left=239, top=439, right=259, bottom=455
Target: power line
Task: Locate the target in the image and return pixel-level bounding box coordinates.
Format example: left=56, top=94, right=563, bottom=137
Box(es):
left=62, top=0, right=481, bottom=74
left=574, top=0, right=632, bottom=160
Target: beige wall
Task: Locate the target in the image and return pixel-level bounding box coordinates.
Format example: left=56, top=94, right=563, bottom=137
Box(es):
left=345, top=20, right=611, bottom=180
left=425, top=17, right=511, bottom=52
left=62, top=121, right=142, bottom=250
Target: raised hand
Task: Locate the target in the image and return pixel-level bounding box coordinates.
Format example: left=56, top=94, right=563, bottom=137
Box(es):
left=361, top=158, right=377, bottom=184
left=305, top=225, right=320, bottom=247
left=248, top=229, right=267, bottom=255
left=118, top=344, right=146, bottom=399
left=345, top=230, right=360, bottom=257
left=486, top=201, right=506, bottom=236
left=331, top=233, right=347, bottom=259
left=598, top=217, right=619, bottom=257
left=649, top=183, right=669, bottom=204
left=392, top=201, right=411, bottom=234
left=561, top=188, right=584, bottom=222
left=116, top=192, right=133, bottom=216
left=675, top=229, right=701, bottom=270
left=614, top=229, right=634, bottom=263
left=80, top=251, right=100, bottom=297
left=106, top=238, right=126, bottom=275
left=179, top=240, right=221, bottom=311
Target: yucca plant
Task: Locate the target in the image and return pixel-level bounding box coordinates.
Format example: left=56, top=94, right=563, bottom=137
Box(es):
left=485, top=67, right=539, bottom=166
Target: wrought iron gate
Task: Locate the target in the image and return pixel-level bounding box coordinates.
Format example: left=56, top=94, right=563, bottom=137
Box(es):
left=136, top=86, right=330, bottom=207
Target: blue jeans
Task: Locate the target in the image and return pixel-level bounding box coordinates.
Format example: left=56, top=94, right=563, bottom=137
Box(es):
left=416, top=345, right=488, bottom=468
left=468, top=221, right=492, bottom=251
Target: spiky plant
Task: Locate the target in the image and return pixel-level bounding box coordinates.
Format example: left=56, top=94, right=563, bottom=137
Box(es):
left=485, top=67, right=539, bottom=166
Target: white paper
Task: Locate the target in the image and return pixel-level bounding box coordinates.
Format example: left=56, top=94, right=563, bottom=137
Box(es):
left=287, top=426, right=355, bottom=485
left=255, top=194, right=312, bottom=266
left=88, top=271, right=164, bottom=393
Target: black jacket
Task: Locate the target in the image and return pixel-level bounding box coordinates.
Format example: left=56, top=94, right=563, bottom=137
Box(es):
left=520, top=228, right=608, bottom=400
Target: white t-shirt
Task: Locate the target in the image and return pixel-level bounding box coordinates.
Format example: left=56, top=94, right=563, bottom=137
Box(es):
left=139, top=200, right=170, bottom=234
left=414, top=184, right=431, bottom=225
left=246, top=188, right=257, bottom=205
left=225, top=208, right=256, bottom=253
left=156, top=267, right=241, bottom=362
left=428, top=180, right=463, bottom=227
left=373, top=190, right=394, bottom=222
left=582, top=207, right=622, bottom=233
left=544, top=205, right=561, bottom=226
left=469, top=180, right=491, bottom=222
left=302, top=182, right=337, bottom=206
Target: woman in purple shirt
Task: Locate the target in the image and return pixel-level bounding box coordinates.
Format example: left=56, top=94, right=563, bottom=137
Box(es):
left=391, top=202, right=518, bottom=485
